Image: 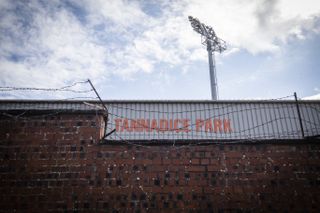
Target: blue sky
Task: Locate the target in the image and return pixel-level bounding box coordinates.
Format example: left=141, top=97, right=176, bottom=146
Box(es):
left=0, top=0, right=320, bottom=100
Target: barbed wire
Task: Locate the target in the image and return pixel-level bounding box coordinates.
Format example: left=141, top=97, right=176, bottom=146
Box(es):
left=0, top=81, right=103, bottom=119
left=104, top=116, right=310, bottom=138
left=0, top=88, right=319, bottom=141
left=104, top=126, right=315, bottom=152
left=103, top=106, right=319, bottom=141
left=269, top=94, right=295, bottom=100
left=1, top=110, right=68, bottom=120
left=105, top=95, right=296, bottom=114
left=79, top=94, right=319, bottom=141
left=59, top=97, right=99, bottom=101
left=99, top=94, right=319, bottom=141
left=0, top=80, right=93, bottom=93
left=105, top=105, right=298, bottom=133
left=2, top=106, right=316, bottom=141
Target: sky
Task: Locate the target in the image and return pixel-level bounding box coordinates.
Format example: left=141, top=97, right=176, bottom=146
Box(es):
left=0, top=0, right=320, bottom=100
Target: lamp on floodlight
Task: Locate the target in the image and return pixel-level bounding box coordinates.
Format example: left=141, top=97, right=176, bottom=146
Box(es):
left=188, top=16, right=226, bottom=100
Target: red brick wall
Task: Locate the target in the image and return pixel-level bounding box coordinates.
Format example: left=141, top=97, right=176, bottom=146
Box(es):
left=0, top=112, right=320, bottom=212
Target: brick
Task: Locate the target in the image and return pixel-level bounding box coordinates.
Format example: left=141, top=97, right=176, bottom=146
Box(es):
left=186, top=166, right=206, bottom=172
left=1, top=113, right=320, bottom=212
left=190, top=159, right=200, bottom=164
left=201, top=159, right=210, bottom=165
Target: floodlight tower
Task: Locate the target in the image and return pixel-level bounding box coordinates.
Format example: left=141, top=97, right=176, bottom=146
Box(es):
left=188, top=16, right=226, bottom=100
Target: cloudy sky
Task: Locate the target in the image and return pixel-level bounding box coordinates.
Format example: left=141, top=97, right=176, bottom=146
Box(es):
left=0, top=0, right=319, bottom=100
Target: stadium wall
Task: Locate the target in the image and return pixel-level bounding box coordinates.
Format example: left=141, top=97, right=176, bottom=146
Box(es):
left=0, top=111, right=320, bottom=212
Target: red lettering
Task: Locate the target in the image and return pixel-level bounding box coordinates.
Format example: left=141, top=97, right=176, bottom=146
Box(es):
left=117, top=117, right=232, bottom=134
left=182, top=119, right=191, bottom=133
left=134, top=119, right=143, bottom=132
left=174, top=119, right=180, bottom=133
left=130, top=120, right=138, bottom=132
left=137, top=119, right=150, bottom=132
left=122, top=119, right=132, bottom=132
left=196, top=119, right=204, bottom=132
left=151, top=119, right=158, bottom=132
left=169, top=119, right=174, bottom=131
left=131, top=119, right=145, bottom=132
left=214, top=119, right=222, bottom=133
left=223, top=119, right=232, bottom=133
left=159, top=119, right=168, bottom=132
left=115, top=119, right=122, bottom=132
left=205, top=119, right=213, bottom=132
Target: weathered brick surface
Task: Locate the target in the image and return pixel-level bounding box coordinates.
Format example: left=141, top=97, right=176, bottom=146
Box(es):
left=0, top=113, right=320, bottom=212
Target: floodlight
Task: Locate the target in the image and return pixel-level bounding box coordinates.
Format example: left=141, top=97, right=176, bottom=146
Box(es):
left=188, top=16, right=227, bottom=100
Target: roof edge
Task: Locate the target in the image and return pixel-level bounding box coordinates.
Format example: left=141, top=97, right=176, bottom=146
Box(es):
left=0, top=99, right=319, bottom=104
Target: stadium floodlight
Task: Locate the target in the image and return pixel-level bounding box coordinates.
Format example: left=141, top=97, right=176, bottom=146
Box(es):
left=188, top=16, right=226, bottom=100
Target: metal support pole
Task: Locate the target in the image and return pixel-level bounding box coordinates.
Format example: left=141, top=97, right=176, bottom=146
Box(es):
left=207, top=40, right=218, bottom=100
left=294, top=92, right=305, bottom=138
left=88, top=79, right=108, bottom=112
left=87, top=79, right=112, bottom=140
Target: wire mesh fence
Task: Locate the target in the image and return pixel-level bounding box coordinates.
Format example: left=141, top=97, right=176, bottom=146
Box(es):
left=0, top=81, right=319, bottom=142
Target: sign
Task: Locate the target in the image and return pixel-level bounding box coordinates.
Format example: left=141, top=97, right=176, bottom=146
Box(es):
left=114, top=118, right=232, bottom=133
left=105, top=101, right=320, bottom=141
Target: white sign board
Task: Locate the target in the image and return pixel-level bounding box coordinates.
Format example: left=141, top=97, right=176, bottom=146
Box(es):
left=105, top=101, right=320, bottom=141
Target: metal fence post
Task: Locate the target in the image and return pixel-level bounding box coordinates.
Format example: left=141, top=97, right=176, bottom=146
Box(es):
left=294, top=92, right=305, bottom=138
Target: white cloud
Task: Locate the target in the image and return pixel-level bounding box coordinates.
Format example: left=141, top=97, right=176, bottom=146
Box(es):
left=102, top=0, right=320, bottom=78
left=222, top=47, right=240, bottom=57
left=303, top=87, right=320, bottom=100
left=82, top=0, right=149, bottom=28
left=0, top=0, right=319, bottom=99
left=0, top=0, right=107, bottom=91
left=182, top=0, right=320, bottom=54
left=303, top=93, right=320, bottom=100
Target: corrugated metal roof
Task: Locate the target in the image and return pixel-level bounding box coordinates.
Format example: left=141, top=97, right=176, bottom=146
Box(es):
left=0, top=99, right=319, bottom=111
left=0, top=100, right=103, bottom=111
left=1, top=99, right=320, bottom=103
